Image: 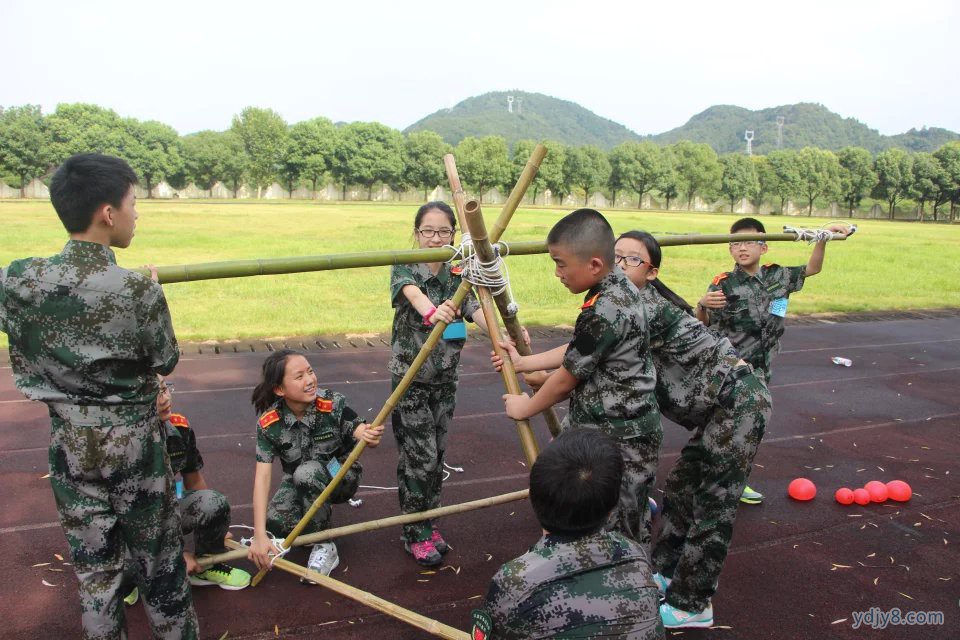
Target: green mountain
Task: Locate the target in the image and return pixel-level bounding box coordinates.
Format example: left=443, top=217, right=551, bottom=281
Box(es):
left=404, top=91, right=641, bottom=149
left=649, top=103, right=960, bottom=154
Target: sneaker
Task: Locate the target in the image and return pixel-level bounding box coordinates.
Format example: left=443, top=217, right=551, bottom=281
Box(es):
left=740, top=485, right=763, bottom=505
left=648, top=497, right=659, bottom=517
left=660, top=601, right=714, bottom=628
left=430, top=527, right=449, bottom=555
left=302, top=542, right=339, bottom=583
left=189, top=563, right=252, bottom=590
left=404, top=539, right=442, bottom=567
left=123, top=587, right=139, bottom=606
left=652, top=572, right=672, bottom=596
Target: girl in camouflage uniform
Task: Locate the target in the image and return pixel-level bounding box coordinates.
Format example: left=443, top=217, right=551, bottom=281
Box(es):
left=389, top=202, right=488, bottom=566
left=614, top=231, right=772, bottom=629
left=247, top=350, right=384, bottom=579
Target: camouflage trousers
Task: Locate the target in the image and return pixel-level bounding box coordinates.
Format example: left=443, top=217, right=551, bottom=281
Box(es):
left=267, top=460, right=361, bottom=537
left=652, top=368, right=771, bottom=612
left=391, top=377, right=457, bottom=542
left=48, top=406, right=198, bottom=640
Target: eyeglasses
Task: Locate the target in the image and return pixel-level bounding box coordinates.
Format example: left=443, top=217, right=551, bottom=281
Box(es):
left=160, top=382, right=175, bottom=395
left=729, top=240, right=765, bottom=248
left=615, top=254, right=648, bottom=268
left=417, top=227, right=455, bottom=239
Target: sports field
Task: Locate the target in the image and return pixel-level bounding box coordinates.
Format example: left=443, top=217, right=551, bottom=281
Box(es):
left=2, top=200, right=959, bottom=345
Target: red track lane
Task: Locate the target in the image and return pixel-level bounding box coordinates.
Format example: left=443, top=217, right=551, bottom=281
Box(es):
left=1, top=313, right=958, bottom=639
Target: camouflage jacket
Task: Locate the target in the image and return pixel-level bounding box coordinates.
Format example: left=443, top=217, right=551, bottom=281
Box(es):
left=705, top=263, right=805, bottom=373
left=388, top=262, right=480, bottom=385
left=483, top=530, right=663, bottom=640
left=165, top=413, right=203, bottom=476
left=562, top=269, right=659, bottom=439
left=641, top=286, right=741, bottom=429
left=0, top=240, right=178, bottom=421
left=256, top=390, right=363, bottom=476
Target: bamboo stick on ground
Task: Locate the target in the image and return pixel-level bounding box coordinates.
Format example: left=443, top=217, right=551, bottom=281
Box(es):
left=223, top=539, right=469, bottom=640
left=199, top=489, right=529, bottom=569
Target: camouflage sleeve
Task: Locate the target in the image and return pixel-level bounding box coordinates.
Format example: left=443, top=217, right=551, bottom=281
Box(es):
left=139, top=281, right=180, bottom=375
left=181, top=426, right=204, bottom=474
left=782, top=265, right=806, bottom=294
left=483, top=570, right=522, bottom=640
left=390, top=264, right=418, bottom=308
left=256, top=427, right=276, bottom=463
left=460, top=288, right=481, bottom=323
left=0, top=266, right=7, bottom=334
left=338, top=403, right=363, bottom=451
left=704, top=279, right=722, bottom=325
left=562, top=307, right=618, bottom=381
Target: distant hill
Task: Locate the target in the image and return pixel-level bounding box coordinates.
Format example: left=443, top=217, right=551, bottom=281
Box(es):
left=404, top=91, right=641, bottom=149
left=648, top=103, right=960, bottom=154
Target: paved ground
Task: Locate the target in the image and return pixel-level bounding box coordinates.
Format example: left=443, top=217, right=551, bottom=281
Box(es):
left=1, top=311, right=958, bottom=639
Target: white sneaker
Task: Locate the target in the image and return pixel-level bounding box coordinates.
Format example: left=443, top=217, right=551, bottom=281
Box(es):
left=302, top=542, right=339, bottom=583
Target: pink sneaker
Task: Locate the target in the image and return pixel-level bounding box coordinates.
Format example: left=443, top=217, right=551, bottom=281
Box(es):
left=404, top=539, right=442, bottom=566
left=430, top=527, right=449, bottom=555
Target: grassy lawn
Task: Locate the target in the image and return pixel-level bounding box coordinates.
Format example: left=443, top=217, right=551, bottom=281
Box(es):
left=2, top=199, right=959, bottom=345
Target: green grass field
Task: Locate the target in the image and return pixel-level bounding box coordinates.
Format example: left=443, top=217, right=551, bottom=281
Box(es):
left=2, top=199, right=959, bottom=346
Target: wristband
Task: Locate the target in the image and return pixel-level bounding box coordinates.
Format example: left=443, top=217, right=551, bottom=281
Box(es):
left=422, top=305, right=437, bottom=325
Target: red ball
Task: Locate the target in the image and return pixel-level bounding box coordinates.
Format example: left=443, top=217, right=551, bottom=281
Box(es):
left=788, top=477, right=817, bottom=501
left=852, top=488, right=871, bottom=505
left=886, top=480, right=912, bottom=502
left=835, top=488, right=855, bottom=505
left=864, top=481, right=889, bottom=503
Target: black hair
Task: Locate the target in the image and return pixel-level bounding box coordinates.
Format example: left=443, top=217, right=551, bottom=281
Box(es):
left=546, top=208, right=615, bottom=266
left=49, top=153, right=139, bottom=234
left=617, top=231, right=695, bottom=315
left=730, top=217, right=765, bottom=234
left=529, top=429, right=624, bottom=537
left=251, top=349, right=302, bottom=414
left=414, top=201, right=457, bottom=230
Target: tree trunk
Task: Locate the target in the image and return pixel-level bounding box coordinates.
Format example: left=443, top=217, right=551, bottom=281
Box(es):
left=311, top=177, right=318, bottom=194
left=288, top=181, right=294, bottom=199
left=889, top=197, right=896, bottom=219
left=19, top=173, right=26, bottom=198
left=341, top=184, right=347, bottom=201
left=208, top=187, right=213, bottom=199
left=918, top=200, right=925, bottom=221
left=638, top=193, right=643, bottom=209
left=730, top=198, right=736, bottom=213
left=665, top=195, right=672, bottom=210
left=145, top=176, right=153, bottom=198
left=584, top=189, right=589, bottom=206
left=808, top=198, right=814, bottom=216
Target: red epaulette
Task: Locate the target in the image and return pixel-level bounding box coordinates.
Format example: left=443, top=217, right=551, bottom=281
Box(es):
left=316, top=397, right=334, bottom=413
left=450, top=265, right=463, bottom=276
left=711, top=273, right=729, bottom=286
left=580, top=293, right=601, bottom=310
left=168, top=413, right=189, bottom=429
left=258, top=409, right=280, bottom=429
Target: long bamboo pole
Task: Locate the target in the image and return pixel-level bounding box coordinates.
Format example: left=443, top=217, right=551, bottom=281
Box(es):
left=134, top=232, right=846, bottom=284
left=198, top=489, right=529, bottom=569
left=223, top=539, right=469, bottom=640
left=249, top=145, right=547, bottom=587
left=443, top=157, right=538, bottom=464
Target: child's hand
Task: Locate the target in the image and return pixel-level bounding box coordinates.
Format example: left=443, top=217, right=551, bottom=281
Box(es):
left=503, top=392, right=532, bottom=420
left=824, top=223, right=852, bottom=237
left=491, top=340, right=525, bottom=372
left=354, top=423, right=384, bottom=447
left=699, top=291, right=726, bottom=309
left=248, top=533, right=280, bottom=572
left=183, top=551, right=201, bottom=575
left=430, top=300, right=457, bottom=325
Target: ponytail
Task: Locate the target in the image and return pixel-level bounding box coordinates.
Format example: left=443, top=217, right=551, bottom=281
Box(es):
left=251, top=349, right=301, bottom=414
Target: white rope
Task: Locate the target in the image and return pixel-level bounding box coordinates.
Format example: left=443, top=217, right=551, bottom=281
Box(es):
left=783, top=224, right=856, bottom=244
left=230, top=524, right=291, bottom=567
left=446, top=237, right=520, bottom=314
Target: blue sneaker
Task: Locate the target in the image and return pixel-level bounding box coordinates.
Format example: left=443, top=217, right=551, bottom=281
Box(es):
left=648, top=497, right=659, bottom=517
left=652, top=572, right=672, bottom=596
left=660, top=602, right=714, bottom=628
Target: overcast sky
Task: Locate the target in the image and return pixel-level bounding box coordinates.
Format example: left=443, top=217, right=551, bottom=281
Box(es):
left=1, top=0, right=956, bottom=137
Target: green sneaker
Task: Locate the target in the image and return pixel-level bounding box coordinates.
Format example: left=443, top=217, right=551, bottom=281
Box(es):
left=189, top=563, right=251, bottom=590
left=740, top=485, right=763, bottom=504
left=123, top=587, right=139, bottom=606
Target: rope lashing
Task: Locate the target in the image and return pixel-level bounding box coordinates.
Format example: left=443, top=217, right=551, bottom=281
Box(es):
left=784, top=224, right=857, bottom=244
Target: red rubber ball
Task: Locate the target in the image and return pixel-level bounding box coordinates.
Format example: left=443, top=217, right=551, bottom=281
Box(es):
left=864, top=480, right=888, bottom=503
left=852, top=488, right=871, bottom=505
left=788, top=478, right=817, bottom=501
left=835, top=488, right=854, bottom=505
left=886, top=480, right=912, bottom=502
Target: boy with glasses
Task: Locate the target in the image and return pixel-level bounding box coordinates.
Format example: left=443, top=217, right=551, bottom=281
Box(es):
left=695, top=217, right=851, bottom=504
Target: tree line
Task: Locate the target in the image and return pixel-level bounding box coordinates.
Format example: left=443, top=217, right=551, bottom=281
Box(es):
left=1, top=103, right=959, bottom=220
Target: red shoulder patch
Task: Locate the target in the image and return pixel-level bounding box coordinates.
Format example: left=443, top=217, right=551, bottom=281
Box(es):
left=450, top=265, right=463, bottom=276
left=258, top=409, right=280, bottom=429
left=580, top=292, right=601, bottom=310
left=316, top=397, right=334, bottom=413
left=168, top=413, right=189, bottom=428
left=711, top=273, right=729, bottom=286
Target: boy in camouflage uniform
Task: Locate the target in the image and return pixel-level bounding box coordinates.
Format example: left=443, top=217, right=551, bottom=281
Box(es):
left=501, top=209, right=661, bottom=547
left=123, top=378, right=250, bottom=605
left=476, top=429, right=664, bottom=640
left=0, top=154, right=198, bottom=639
left=695, top=217, right=852, bottom=504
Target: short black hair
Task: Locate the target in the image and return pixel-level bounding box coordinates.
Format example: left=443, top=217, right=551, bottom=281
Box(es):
left=529, top=429, right=623, bottom=536
left=730, top=217, right=765, bottom=234
left=546, top=208, right=615, bottom=266
left=49, top=153, right=139, bottom=233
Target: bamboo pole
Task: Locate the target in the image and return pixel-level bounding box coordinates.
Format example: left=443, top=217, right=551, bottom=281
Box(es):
left=222, top=539, right=469, bottom=640
left=199, top=489, right=529, bottom=569
left=134, top=232, right=846, bottom=284
left=249, top=146, right=546, bottom=586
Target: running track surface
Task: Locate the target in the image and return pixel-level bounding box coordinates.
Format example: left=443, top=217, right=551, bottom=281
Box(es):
left=1, top=312, right=958, bottom=639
